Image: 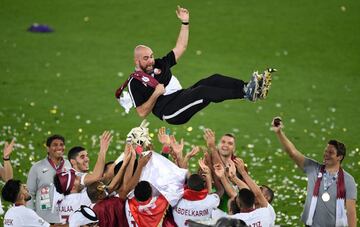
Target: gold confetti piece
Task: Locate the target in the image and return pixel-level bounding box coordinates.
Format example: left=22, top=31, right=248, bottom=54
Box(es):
left=340, top=6, right=346, bottom=12
left=29, top=102, right=35, bottom=107
left=78, top=128, right=83, bottom=133
left=196, top=50, right=202, bottom=55
left=149, top=133, right=154, bottom=138
left=84, top=16, right=90, bottom=22
left=342, top=128, right=347, bottom=132
left=187, top=126, right=193, bottom=132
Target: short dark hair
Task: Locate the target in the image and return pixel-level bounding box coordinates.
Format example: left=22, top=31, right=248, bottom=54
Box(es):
left=46, top=135, right=65, bottom=147
left=114, top=159, right=138, bottom=176
left=2, top=179, right=21, bottom=203
left=237, top=188, right=255, bottom=209
left=223, top=133, right=236, bottom=140
left=104, top=161, right=115, bottom=173
left=229, top=198, right=240, bottom=214
left=134, top=181, right=152, bottom=202
left=328, top=140, right=346, bottom=162
left=260, top=185, right=274, bottom=204
left=68, top=146, right=86, bottom=161
left=187, top=174, right=205, bottom=191
left=214, top=217, right=247, bottom=227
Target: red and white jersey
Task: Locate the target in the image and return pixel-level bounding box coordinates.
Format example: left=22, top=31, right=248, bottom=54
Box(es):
left=4, top=205, right=50, bottom=227
left=229, top=204, right=275, bottom=227
left=125, top=195, right=168, bottom=227
left=57, top=191, right=92, bottom=224
left=173, top=194, right=220, bottom=227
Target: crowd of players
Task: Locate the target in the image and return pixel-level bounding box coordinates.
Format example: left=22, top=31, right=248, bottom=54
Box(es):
left=0, top=117, right=357, bottom=227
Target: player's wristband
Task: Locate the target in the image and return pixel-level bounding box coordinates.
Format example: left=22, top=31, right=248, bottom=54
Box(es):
left=182, top=21, right=189, bottom=25
left=3, top=157, right=10, bottom=161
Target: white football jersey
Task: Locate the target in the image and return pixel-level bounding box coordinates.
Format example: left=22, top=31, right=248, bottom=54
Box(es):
left=229, top=204, right=274, bottom=227
left=173, top=194, right=220, bottom=227
left=4, top=205, right=50, bottom=227
left=57, top=190, right=92, bottom=224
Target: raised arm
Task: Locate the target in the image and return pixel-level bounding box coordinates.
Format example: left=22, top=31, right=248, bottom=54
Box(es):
left=84, top=131, right=112, bottom=185
left=172, top=5, right=189, bottom=62
left=107, top=144, right=132, bottom=193
left=136, top=84, right=165, bottom=118
left=272, top=117, right=305, bottom=169
left=0, top=139, right=15, bottom=181
left=199, top=158, right=213, bottom=193
left=118, top=151, right=152, bottom=200
left=182, top=146, right=201, bottom=169
left=234, top=158, right=267, bottom=208
left=169, top=135, right=185, bottom=168
left=213, top=163, right=237, bottom=199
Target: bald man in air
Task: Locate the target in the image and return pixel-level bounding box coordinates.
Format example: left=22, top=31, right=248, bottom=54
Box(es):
left=116, top=6, right=275, bottom=125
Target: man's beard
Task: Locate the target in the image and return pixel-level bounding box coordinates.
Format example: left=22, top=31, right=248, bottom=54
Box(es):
left=140, top=65, right=153, bottom=74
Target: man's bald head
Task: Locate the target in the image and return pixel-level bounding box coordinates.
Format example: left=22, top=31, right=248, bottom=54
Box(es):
left=134, top=45, right=152, bottom=59
left=133, top=45, right=155, bottom=73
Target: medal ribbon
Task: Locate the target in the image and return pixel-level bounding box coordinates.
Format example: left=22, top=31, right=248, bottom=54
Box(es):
left=47, top=157, right=65, bottom=173
left=323, top=171, right=338, bottom=192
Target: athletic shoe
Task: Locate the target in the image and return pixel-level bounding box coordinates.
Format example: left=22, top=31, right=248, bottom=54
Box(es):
left=244, top=71, right=261, bottom=102
left=257, top=68, right=276, bottom=100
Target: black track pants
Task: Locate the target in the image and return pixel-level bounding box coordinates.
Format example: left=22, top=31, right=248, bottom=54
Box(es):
left=161, top=74, right=246, bottom=125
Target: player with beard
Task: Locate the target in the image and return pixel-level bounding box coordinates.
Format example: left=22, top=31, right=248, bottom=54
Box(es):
left=67, top=131, right=112, bottom=188
left=52, top=131, right=112, bottom=224
left=203, top=129, right=239, bottom=212
left=116, top=6, right=274, bottom=125
left=2, top=179, right=49, bottom=227
left=53, top=169, right=92, bottom=224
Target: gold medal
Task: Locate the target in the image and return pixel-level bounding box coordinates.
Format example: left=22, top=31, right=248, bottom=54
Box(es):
left=322, top=192, right=330, bottom=202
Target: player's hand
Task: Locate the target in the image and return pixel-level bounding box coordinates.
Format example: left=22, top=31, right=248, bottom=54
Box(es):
left=158, top=127, right=170, bottom=145
left=203, top=128, right=216, bottom=149
left=213, top=163, right=225, bottom=178
left=139, top=151, right=152, bottom=167
left=122, top=144, right=133, bottom=165
left=154, top=84, right=165, bottom=96
left=233, top=158, right=246, bottom=174
left=185, top=146, right=201, bottom=160
left=100, top=131, right=112, bottom=153
left=169, top=135, right=184, bottom=159
left=3, top=138, right=15, bottom=159
left=271, top=116, right=283, bottom=133
left=198, top=158, right=211, bottom=175
left=176, top=5, right=189, bottom=23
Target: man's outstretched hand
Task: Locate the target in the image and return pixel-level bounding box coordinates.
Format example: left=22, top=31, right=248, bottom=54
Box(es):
left=176, top=5, right=189, bottom=23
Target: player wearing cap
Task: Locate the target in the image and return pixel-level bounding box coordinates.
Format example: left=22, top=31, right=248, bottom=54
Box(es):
left=2, top=179, right=49, bottom=227
left=53, top=168, right=92, bottom=224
